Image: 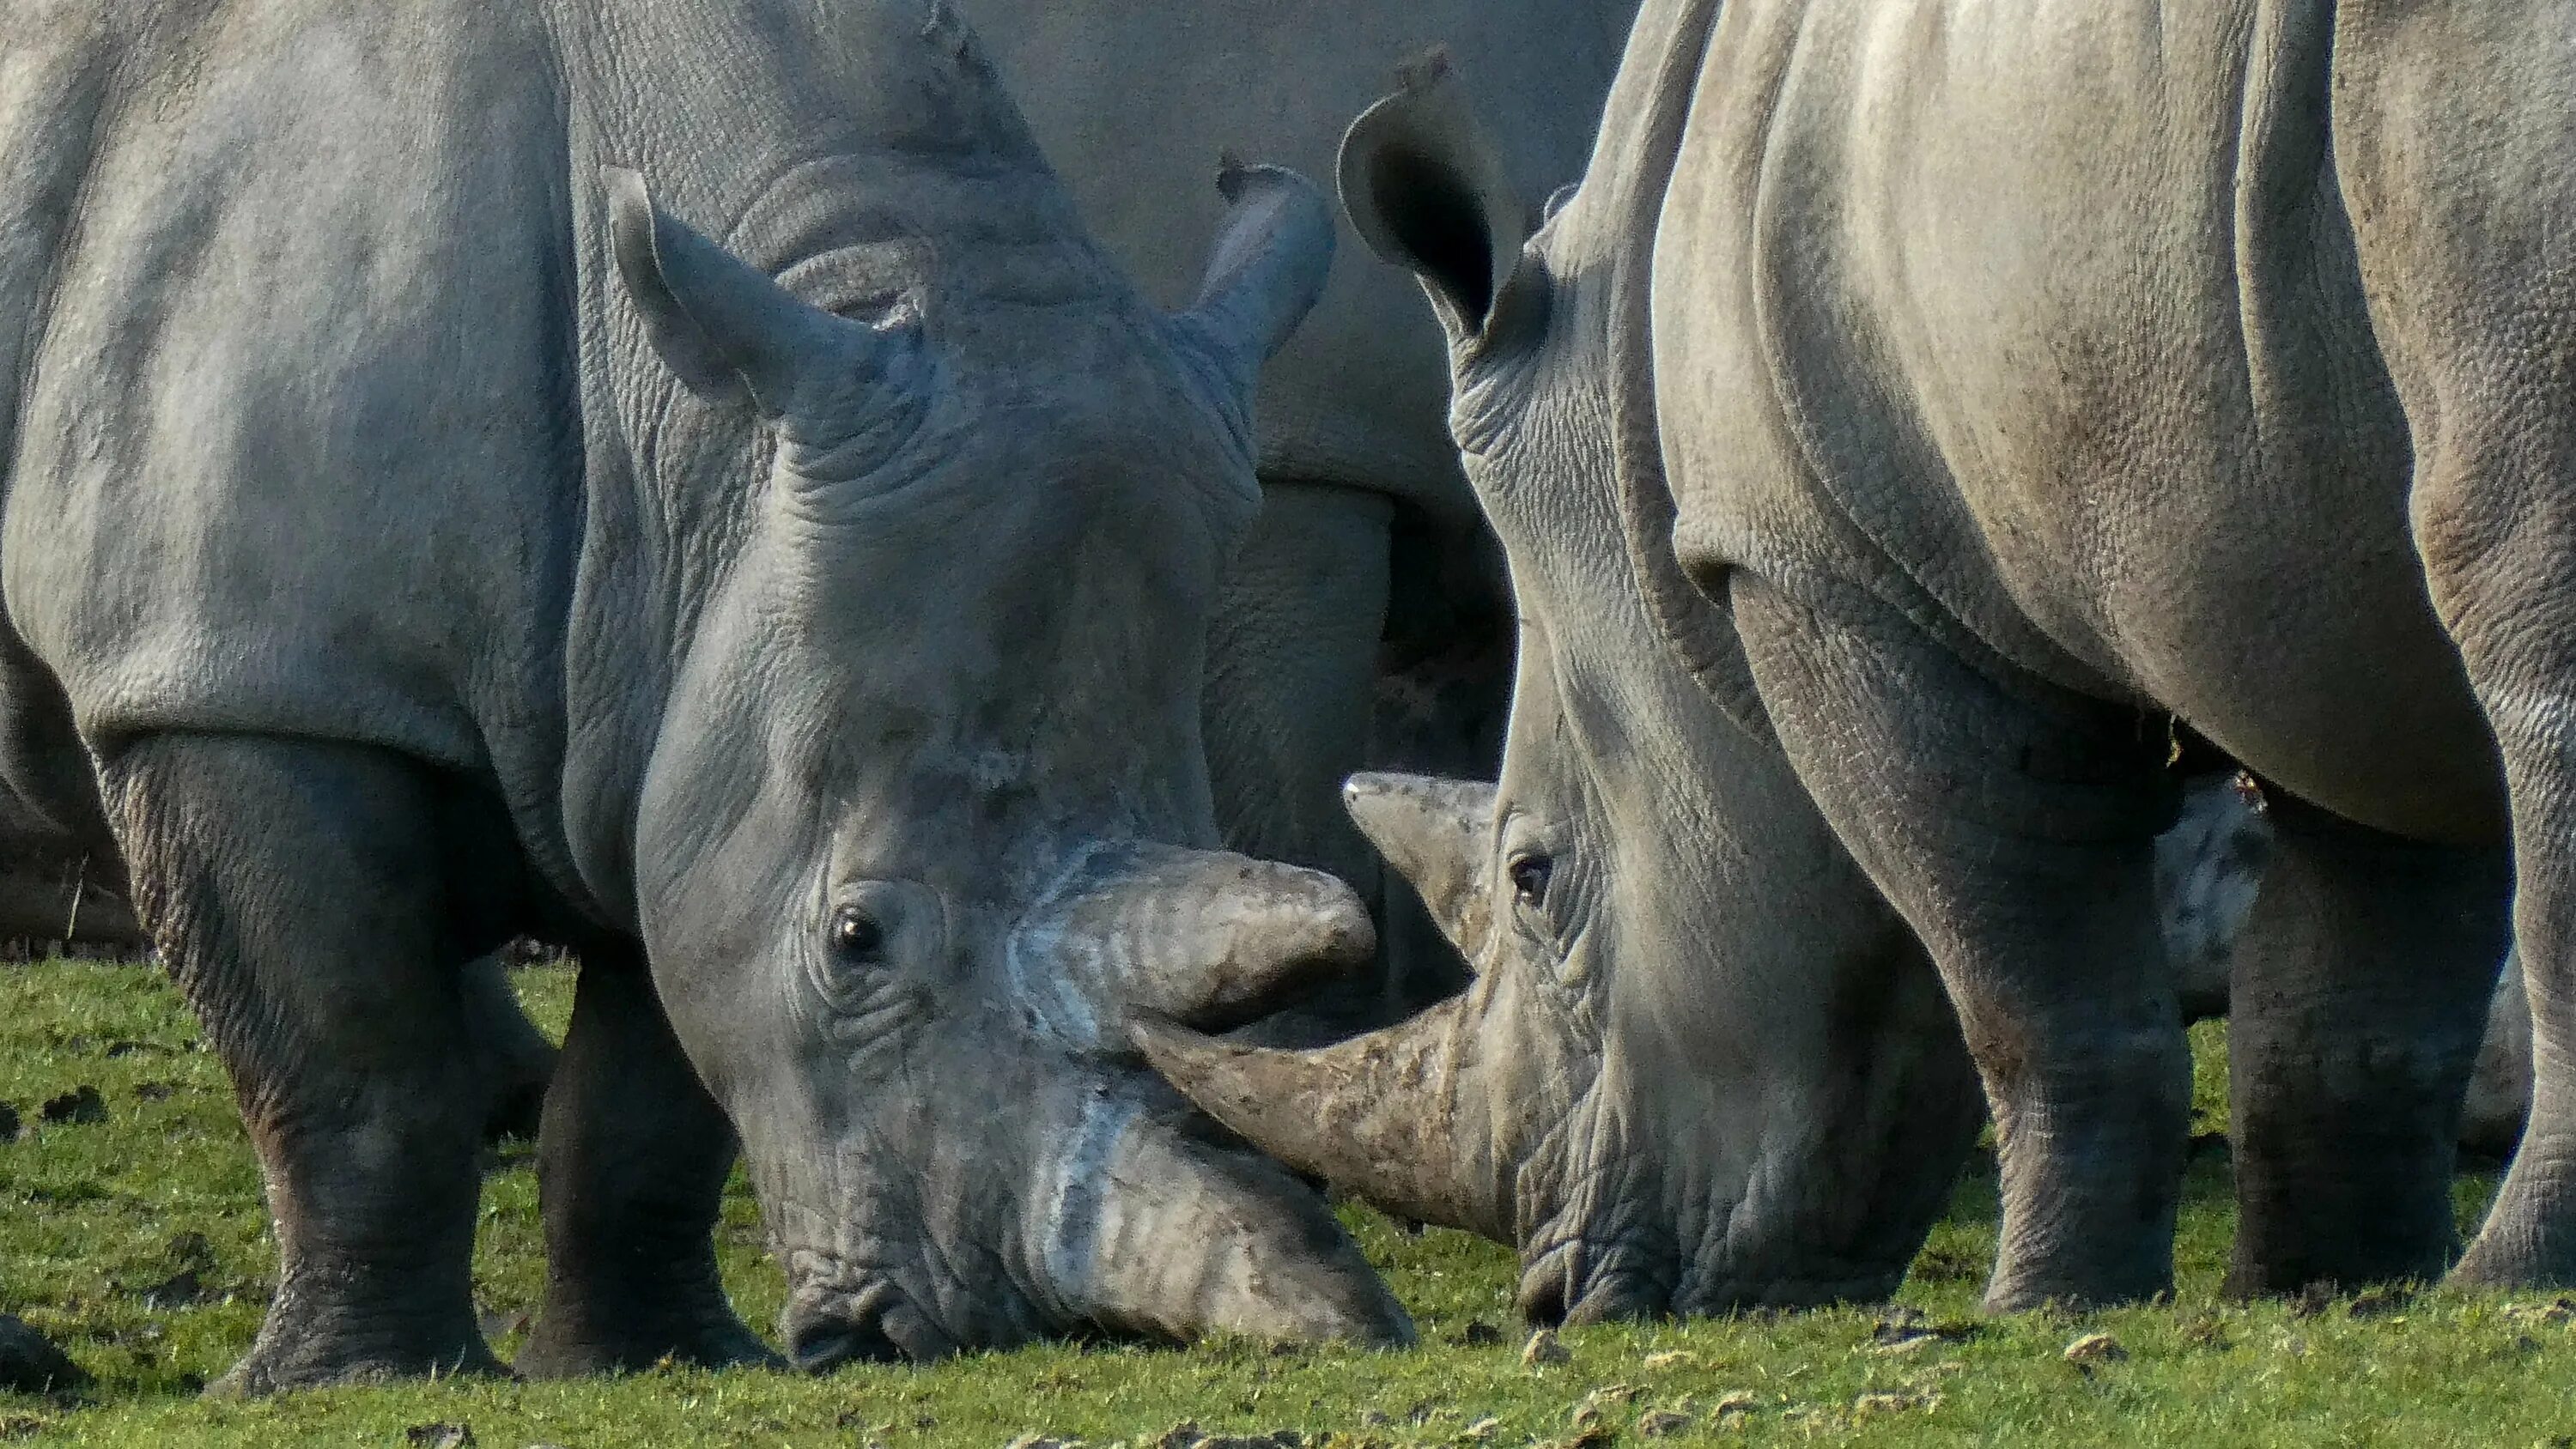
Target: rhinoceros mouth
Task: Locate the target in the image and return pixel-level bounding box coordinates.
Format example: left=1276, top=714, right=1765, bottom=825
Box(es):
left=781, top=1254, right=965, bottom=1367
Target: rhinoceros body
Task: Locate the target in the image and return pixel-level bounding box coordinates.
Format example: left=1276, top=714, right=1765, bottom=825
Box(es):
left=971, top=0, right=1636, bottom=1025
left=0, top=0, right=1406, bottom=1391
left=1154, top=0, right=2573, bottom=1319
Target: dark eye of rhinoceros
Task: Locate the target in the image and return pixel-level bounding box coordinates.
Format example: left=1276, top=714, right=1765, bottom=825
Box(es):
left=831, top=906, right=886, bottom=961
left=1507, top=853, right=1554, bottom=907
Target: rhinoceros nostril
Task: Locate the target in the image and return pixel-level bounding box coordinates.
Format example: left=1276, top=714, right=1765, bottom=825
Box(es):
left=784, top=1302, right=901, bottom=1373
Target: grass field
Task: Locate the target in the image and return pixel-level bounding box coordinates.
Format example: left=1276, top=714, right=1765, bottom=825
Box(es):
left=0, top=956, right=2564, bottom=1446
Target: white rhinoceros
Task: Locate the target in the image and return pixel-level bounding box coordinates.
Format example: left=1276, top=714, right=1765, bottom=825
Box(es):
left=0, top=0, right=1406, bottom=1393
left=1149, top=0, right=2567, bottom=1318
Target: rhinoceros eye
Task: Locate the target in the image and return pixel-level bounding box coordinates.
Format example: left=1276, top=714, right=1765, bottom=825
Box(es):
left=1507, top=853, right=1554, bottom=908
left=830, top=906, right=886, bottom=961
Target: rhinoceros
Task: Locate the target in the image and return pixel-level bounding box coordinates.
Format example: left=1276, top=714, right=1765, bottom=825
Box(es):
left=0, top=0, right=1412, bottom=1392
left=970, top=0, right=1637, bottom=1028
left=1151, top=0, right=2575, bottom=1315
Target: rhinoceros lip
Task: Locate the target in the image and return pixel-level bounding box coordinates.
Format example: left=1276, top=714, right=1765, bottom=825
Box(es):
left=782, top=1256, right=962, bottom=1363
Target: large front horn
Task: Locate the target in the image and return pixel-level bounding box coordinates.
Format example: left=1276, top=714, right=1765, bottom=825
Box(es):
left=1131, top=999, right=1506, bottom=1240
left=1048, top=845, right=1374, bottom=1034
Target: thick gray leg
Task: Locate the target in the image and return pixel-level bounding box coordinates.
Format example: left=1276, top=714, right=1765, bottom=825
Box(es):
left=459, top=949, right=556, bottom=1143
left=2335, top=0, right=2576, bottom=1287
left=1732, top=579, right=2186, bottom=1309
left=2225, top=794, right=2508, bottom=1295
left=102, top=735, right=501, bottom=1393
left=1202, top=481, right=1394, bottom=1020
left=514, top=951, right=776, bottom=1376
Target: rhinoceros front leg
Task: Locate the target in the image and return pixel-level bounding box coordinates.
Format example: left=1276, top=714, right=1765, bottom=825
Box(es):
left=2223, top=794, right=2509, bottom=1296
left=1731, top=578, right=2189, bottom=1310
left=101, top=734, right=502, bottom=1393
left=514, top=950, right=778, bottom=1376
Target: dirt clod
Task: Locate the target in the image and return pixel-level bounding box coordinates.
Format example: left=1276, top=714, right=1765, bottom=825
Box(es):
left=1521, top=1329, right=1571, bottom=1367
left=1456, top=1319, right=1504, bottom=1347
left=39, top=1086, right=102, bottom=1125
left=404, top=1426, right=475, bottom=1449
left=1641, top=1349, right=1693, bottom=1371
left=1636, top=1409, right=1692, bottom=1438
left=2063, top=1331, right=2127, bottom=1367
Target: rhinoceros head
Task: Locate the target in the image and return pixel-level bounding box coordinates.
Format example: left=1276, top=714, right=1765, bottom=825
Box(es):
left=597, top=117, right=1411, bottom=1361
left=1136, top=60, right=1985, bottom=1323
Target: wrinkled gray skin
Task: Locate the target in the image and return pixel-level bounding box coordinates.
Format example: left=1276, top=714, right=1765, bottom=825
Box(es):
left=0, top=0, right=1408, bottom=1392
left=1155, top=0, right=2576, bottom=1315
left=0, top=801, right=553, bottom=1138
left=2159, top=776, right=2530, bottom=1158
left=969, top=0, right=1636, bottom=1028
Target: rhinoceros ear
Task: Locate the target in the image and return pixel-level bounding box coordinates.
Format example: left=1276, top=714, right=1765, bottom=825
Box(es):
left=1339, top=52, right=1545, bottom=351
left=1176, top=158, right=1339, bottom=391
left=605, top=167, right=883, bottom=419
left=1344, top=773, right=1497, bottom=965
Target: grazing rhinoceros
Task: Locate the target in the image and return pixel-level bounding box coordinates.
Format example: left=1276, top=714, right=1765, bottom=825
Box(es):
left=969, top=0, right=1638, bottom=1028
left=0, top=0, right=1409, bottom=1392
left=1152, top=0, right=2575, bottom=1315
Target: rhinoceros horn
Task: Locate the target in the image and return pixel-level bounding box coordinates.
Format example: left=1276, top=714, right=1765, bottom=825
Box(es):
left=1060, top=845, right=1376, bottom=1034
left=1342, top=773, right=1496, bottom=965
left=1131, top=998, right=1504, bottom=1240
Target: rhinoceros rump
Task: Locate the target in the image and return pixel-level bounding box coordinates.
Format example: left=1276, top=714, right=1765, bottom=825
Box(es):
left=1, top=0, right=1405, bottom=1391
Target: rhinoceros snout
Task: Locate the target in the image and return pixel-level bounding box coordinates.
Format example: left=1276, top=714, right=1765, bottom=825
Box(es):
left=781, top=1279, right=953, bottom=1371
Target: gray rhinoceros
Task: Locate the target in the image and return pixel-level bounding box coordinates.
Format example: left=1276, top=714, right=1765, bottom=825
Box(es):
left=1151, top=0, right=2576, bottom=1315
left=969, top=0, right=1637, bottom=1026
left=0, top=0, right=1409, bottom=1392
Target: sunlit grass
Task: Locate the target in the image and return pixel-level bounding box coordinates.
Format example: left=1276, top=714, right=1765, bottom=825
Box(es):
left=0, top=961, right=2563, bottom=1446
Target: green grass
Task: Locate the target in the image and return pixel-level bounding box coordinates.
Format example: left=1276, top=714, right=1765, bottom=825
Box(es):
left=0, top=959, right=2567, bottom=1446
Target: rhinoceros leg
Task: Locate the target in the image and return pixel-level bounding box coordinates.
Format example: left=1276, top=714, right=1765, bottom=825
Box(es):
left=514, top=950, right=778, bottom=1376
left=101, top=734, right=501, bottom=1393
left=1731, top=579, right=2189, bottom=1310
left=2333, top=0, right=2576, bottom=1288
left=459, top=949, right=556, bottom=1143
left=2222, top=794, right=2508, bottom=1296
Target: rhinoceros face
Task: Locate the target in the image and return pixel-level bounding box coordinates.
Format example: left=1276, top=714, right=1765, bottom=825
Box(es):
left=1133, top=65, right=1984, bottom=1323
left=603, top=166, right=1412, bottom=1361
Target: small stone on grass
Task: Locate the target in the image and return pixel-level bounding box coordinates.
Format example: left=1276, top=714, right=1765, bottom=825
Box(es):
left=1455, top=1319, right=1504, bottom=1347
left=404, top=1426, right=475, bottom=1449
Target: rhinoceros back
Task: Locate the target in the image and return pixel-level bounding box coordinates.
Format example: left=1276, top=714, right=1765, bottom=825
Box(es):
left=0, top=2, right=581, bottom=803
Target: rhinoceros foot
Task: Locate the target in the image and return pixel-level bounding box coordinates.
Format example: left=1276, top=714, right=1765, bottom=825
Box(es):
left=201, top=1283, right=504, bottom=1397
left=513, top=1301, right=781, bottom=1379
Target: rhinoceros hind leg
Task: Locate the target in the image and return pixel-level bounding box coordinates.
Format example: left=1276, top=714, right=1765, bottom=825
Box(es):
left=1731, top=578, right=2189, bottom=1312
left=103, top=734, right=503, bottom=1394
left=2333, top=7, right=2576, bottom=1288
left=459, top=949, right=556, bottom=1144
left=2221, top=793, right=2508, bottom=1298
left=514, top=951, right=778, bottom=1377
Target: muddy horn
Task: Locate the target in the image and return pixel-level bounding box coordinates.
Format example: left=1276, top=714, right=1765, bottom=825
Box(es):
left=1131, top=999, right=1505, bottom=1240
